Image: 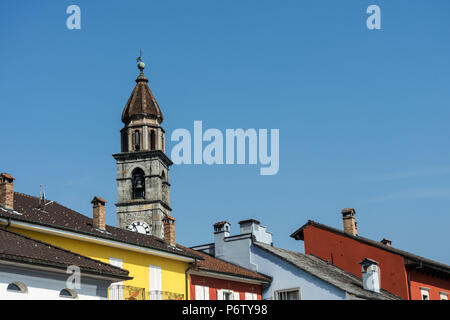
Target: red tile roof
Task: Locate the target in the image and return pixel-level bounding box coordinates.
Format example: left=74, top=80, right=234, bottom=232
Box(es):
left=182, top=246, right=271, bottom=283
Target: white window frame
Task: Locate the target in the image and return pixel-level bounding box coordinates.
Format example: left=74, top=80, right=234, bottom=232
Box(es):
left=274, top=288, right=301, bottom=300
left=245, top=292, right=258, bottom=300
left=440, top=292, right=448, bottom=300
left=195, top=285, right=210, bottom=300
left=420, top=287, right=430, bottom=301
left=217, top=289, right=234, bottom=300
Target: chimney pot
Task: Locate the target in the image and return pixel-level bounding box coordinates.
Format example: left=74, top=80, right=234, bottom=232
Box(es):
left=163, top=216, right=176, bottom=246
left=91, top=196, right=106, bottom=230
left=0, top=173, right=15, bottom=210
left=360, top=258, right=380, bottom=293
left=341, top=207, right=358, bottom=236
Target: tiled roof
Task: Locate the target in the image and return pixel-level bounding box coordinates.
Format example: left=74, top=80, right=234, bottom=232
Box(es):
left=0, top=192, right=200, bottom=261
left=253, top=242, right=402, bottom=300
left=290, top=220, right=450, bottom=274
left=182, top=246, right=271, bottom=283
left=121, top=72, right=163, bottom=124
left=0, top=228, right=131, bottom=280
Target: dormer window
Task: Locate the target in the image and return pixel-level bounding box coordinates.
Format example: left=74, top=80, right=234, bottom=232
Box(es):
left=132, top=168, right=145, bottom=199
left=7, top=282, right=28, bottom=294
left=134, top=130, right=141, bottom=151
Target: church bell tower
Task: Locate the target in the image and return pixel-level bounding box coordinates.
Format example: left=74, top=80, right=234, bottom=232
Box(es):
left=113, top=57, right=172, bottom=239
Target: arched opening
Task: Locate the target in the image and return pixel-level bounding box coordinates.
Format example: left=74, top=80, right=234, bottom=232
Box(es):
left=7, top=282, right=27, bottom=294
left=59, top=288, right=78, bottom=299
left=150, top=130, right=156, bottom=150
left=134, top=130, right=141, bottom=151
left=132, top=168, right=145, bottom=199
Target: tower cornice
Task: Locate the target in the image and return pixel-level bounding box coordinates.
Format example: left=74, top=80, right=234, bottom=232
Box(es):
left=113, top=150, right=173, bottom=167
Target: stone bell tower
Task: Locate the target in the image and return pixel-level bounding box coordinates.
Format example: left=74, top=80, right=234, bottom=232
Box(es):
left=113, top=57, right=172, bottom=239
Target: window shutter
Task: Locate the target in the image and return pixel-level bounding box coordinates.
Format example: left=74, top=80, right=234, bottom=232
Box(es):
left=195, top=285, right=204, bottom=300
left=245, top=292, right=252, bottom=300
left=233, top=291, right=240, bottom=300
left=217, top=289, right=223, bottom=300
left=204, top=286, right=210, bottom=300
left=149, top=265, right=162, bottom=292
left=109, top=258, right=124, bottom=300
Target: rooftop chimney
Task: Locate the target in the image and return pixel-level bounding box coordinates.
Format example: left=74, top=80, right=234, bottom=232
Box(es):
left=380, top=238, right=392, bottom=247
left=0, top=173, right=15, bottom=210
left=163, top=216, right=176, bottom=247
left=360, top=258, right=380, bottom=293
left=341, top=208, right=357, bottom=236
left=213, top=221, right=230, bottom=258
left=239, top=219, right=273, bottom=245
left=91, top=196, right=106, bottom=230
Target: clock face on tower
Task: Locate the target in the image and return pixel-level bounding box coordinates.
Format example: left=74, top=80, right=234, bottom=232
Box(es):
left=127, top=221, right=151, bottom=235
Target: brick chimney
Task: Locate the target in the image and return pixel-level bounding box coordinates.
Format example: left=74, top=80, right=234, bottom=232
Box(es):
left=0, top=173, right=15, bottom=210
left=163, top=216, right=176, bottom=247
left=341, top=208, right=357, bottom=236
left=91, top=196, right=106, bottom=230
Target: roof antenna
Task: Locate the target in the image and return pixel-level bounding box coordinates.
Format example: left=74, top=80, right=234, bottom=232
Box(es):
left=40, top=184, right=46, bottom=204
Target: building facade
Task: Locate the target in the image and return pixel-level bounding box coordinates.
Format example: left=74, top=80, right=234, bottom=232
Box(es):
left=0, top=228, right=130, bottom=300
left=290, top=208, right=450, bottom=300
left=192, top=220, right=399, bottom=300
left=182, top=246, right=270, bottom=300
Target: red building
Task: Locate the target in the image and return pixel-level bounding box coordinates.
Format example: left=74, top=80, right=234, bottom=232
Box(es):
left=290, top=208, right=450, bottom=300
left=182, top=247, right=271, bottom=300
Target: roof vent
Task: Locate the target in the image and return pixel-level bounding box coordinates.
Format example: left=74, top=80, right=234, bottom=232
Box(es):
left=360, top=258, right=380, bottom=293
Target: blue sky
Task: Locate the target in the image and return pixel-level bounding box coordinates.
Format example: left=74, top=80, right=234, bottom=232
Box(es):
left=1, top=1, right=449, bottom=264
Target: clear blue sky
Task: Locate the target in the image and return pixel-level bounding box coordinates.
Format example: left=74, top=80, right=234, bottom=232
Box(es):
left=1, top=1, right=449, bottom=264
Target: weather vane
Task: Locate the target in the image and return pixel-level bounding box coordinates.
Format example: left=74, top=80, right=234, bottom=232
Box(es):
left=136, top=49, right=145, bottom=71
left=137, top=49, right=143, bottom=63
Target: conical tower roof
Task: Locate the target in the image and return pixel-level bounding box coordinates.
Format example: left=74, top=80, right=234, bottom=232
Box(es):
left=121, top=61, right=164, bottom=124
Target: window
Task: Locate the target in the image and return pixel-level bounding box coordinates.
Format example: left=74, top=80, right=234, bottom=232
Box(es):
left=275, top=288, right=301, bottom=300
left=7, top=282, right=27, bottom=294
left=245, top=292, right=258, bottom=300
left=134, top=130, right=141, bottom=151
left=150, top=130, right=156, bottom=150
left=131, top=168, right=145, bottom=199
left=440, top=292, right=448, bottom=300
left=149, top=265, right=162, bottom=300
left=217, top=289, right=234, bottom=300
left=60, top=288, right=78, bottom=299
left=195, top=285, right=209, bottom=300
left=420, top=288, right=430, bottom=300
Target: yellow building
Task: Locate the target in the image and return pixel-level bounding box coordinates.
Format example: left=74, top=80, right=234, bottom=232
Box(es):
left=0, top=187, right=198, bottom=300
left=0, top=60, right=200, bottom=299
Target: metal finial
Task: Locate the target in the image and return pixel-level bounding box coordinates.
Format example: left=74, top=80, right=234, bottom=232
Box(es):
left=137, top=49, right=145, bottom=71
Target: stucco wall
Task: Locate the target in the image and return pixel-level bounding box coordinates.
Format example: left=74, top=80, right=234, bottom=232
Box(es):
left=250, top=245, right=346, bottom=300
left=0, top=265, right=109, bottom=300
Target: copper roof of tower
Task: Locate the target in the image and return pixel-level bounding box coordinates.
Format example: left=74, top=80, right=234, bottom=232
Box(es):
left=121, top=66, right=164, bottom=124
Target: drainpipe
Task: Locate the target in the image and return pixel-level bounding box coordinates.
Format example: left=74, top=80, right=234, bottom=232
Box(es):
left=185, top=260, right=197, bottom=300
left=3, top=217, right=11, bottom=230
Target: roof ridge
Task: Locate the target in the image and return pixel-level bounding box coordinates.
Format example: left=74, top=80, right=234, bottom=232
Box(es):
left=0, top=228, right=128, bottom=275
left=303, top=220, right=450, bottom=270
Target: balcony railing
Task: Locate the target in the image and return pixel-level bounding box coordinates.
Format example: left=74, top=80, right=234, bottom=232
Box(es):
left=108, top=286, right=184, bottom=300
left=147, top=290, right=184, bottom=300
left=108, top=285, right=146, bottom=300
